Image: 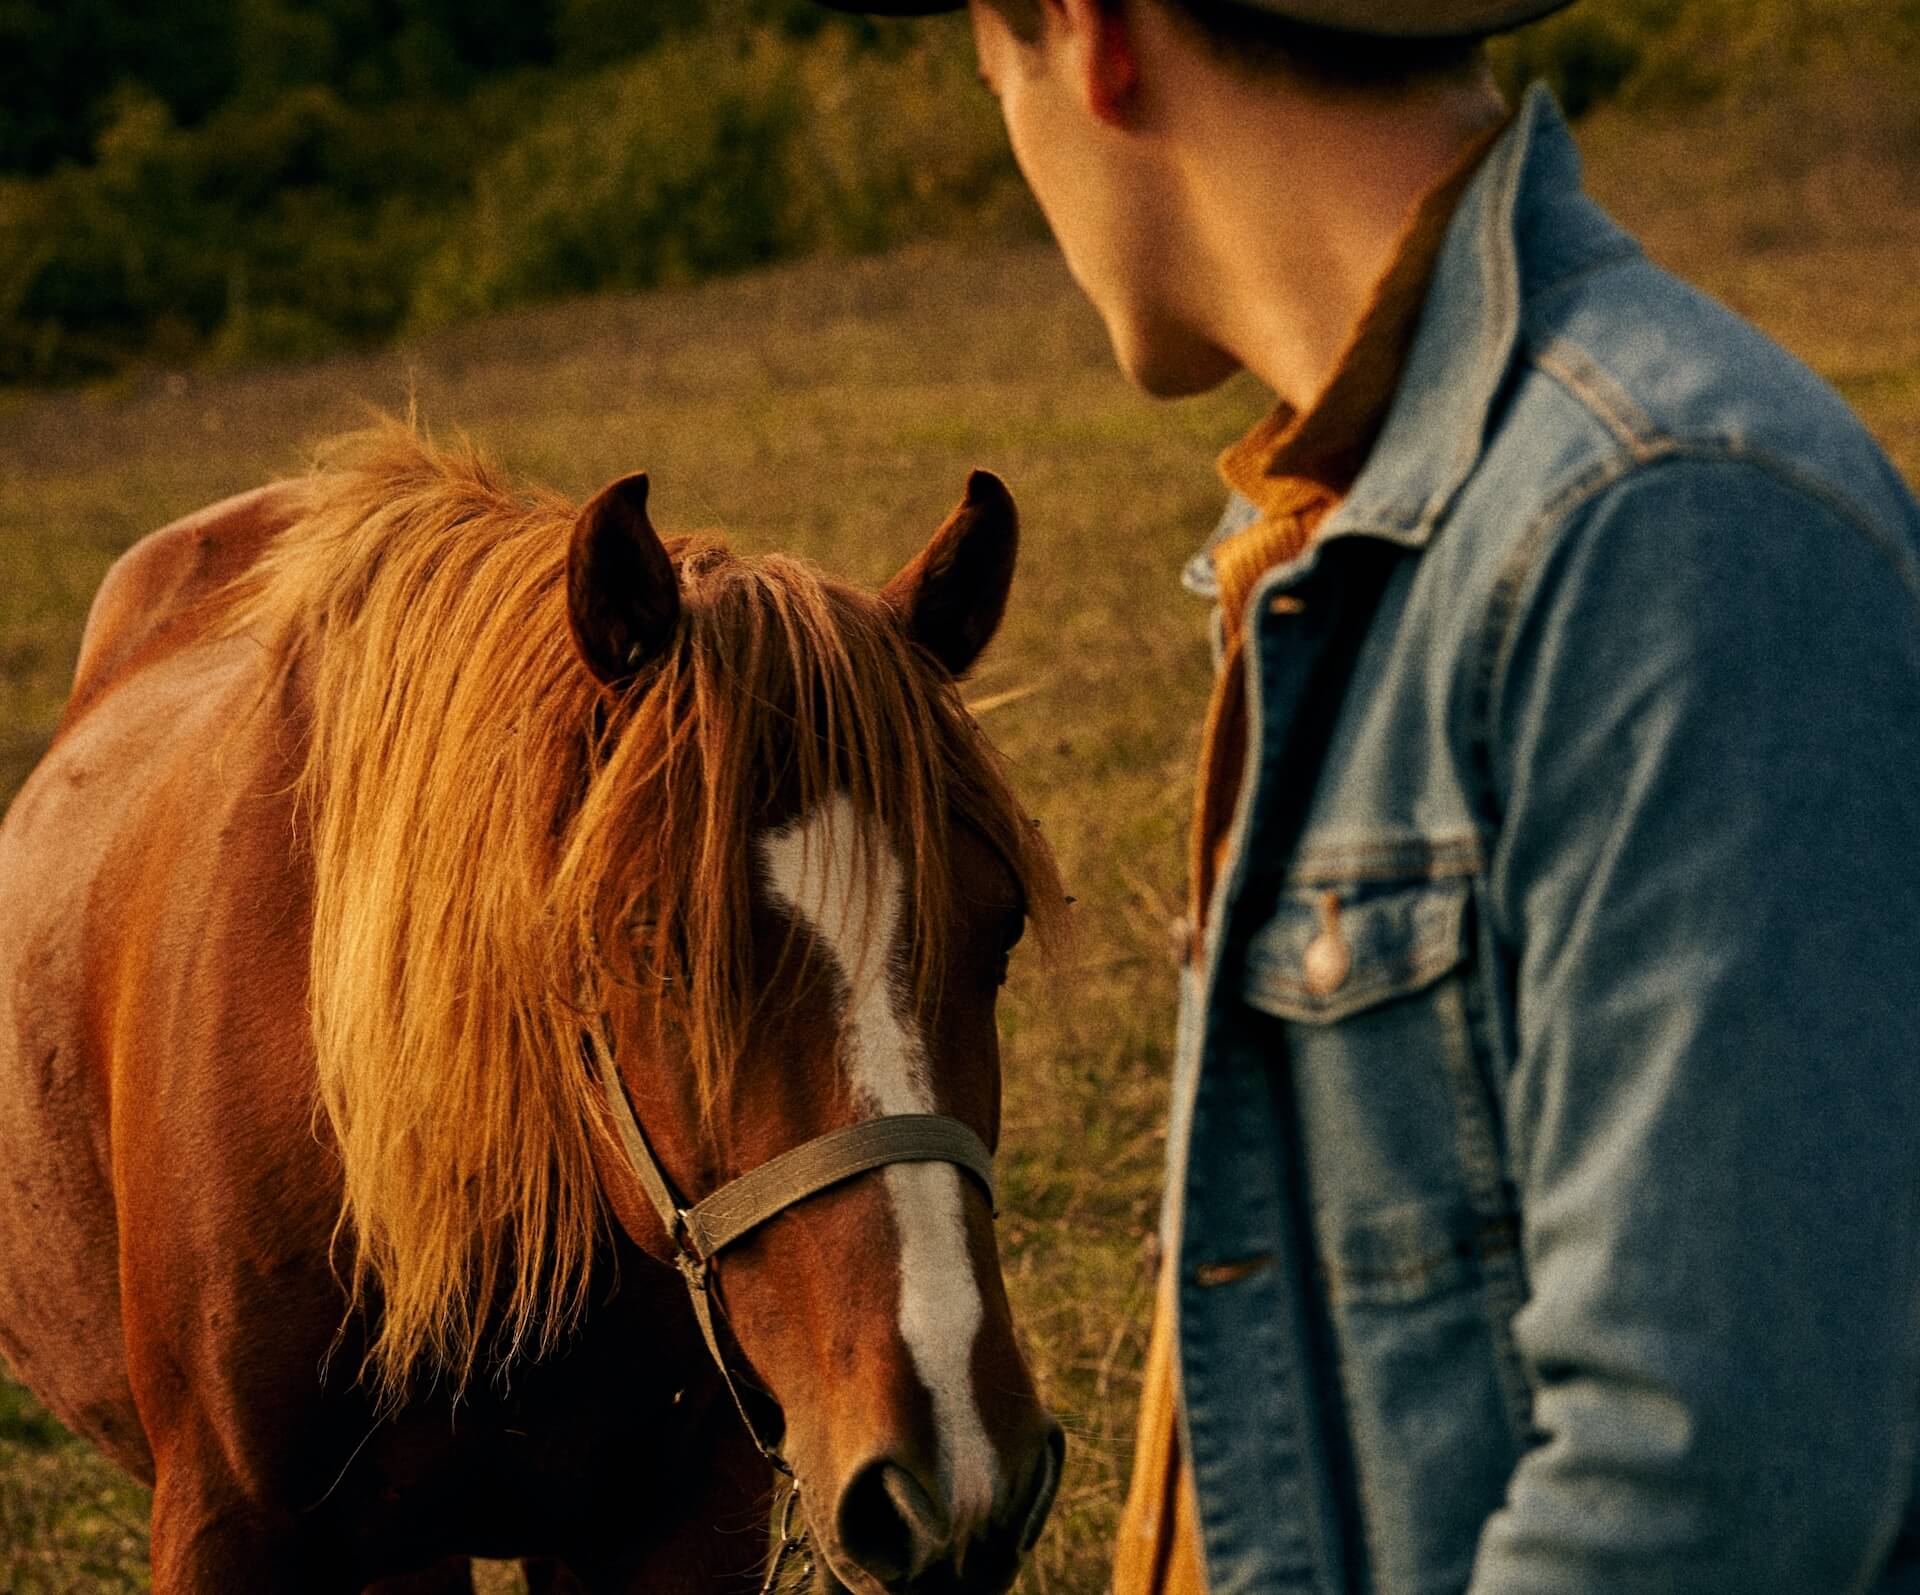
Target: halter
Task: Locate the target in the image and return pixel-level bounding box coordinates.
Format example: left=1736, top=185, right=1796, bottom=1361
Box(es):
left=590, top=1032, right=997, bottom=1592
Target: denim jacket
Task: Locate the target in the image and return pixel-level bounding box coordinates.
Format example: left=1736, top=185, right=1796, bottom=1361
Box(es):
left=1166, top=85, right=1920, bottom=1595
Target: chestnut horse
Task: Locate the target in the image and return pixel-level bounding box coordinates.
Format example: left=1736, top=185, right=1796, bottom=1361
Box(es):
left=0, top=425, right=1067, bottom=1594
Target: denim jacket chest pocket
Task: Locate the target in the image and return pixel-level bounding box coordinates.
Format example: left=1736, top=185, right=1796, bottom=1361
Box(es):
left=1241, top=870, right=1491, bottom=1289
left=1237, top=869, right=1531, bottom=1594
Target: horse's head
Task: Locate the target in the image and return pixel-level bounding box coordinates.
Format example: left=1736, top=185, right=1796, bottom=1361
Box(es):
left=567, top=472, right=1064, bottom=1594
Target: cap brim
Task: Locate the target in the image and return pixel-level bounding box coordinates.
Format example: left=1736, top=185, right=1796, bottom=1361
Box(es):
left=1251, top=0, right=1579, bottom=34
left=809, top=0, right=1577, bottom=31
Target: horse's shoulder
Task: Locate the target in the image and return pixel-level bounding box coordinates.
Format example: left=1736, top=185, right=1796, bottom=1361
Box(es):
left=62, top=483, right=297, bottom=731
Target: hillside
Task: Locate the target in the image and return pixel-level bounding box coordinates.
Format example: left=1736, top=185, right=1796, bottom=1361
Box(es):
left=4, top=0, right=1914, bottom=382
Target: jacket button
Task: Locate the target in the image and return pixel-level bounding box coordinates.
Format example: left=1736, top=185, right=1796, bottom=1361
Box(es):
left=1302, top=891, right=1350, bottom=997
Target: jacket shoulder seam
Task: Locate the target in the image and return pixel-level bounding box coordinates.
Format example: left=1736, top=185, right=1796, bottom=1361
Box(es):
left=1529, top=338, right=1661, bottom=457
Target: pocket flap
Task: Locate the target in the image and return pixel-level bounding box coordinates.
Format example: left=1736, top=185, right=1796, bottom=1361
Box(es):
left=1243, top=878, right=1468, bottom=1024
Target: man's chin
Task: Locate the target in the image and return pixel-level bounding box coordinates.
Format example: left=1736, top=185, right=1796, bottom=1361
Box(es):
left=1117, top=333, right=1242, bottom=399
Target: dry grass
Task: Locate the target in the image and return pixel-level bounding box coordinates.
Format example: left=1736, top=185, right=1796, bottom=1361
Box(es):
left=3, top=88, right=1917, bottom=1593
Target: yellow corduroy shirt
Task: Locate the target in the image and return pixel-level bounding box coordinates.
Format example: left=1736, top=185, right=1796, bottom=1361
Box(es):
left=1112, top=115, right=1510, bottom=1595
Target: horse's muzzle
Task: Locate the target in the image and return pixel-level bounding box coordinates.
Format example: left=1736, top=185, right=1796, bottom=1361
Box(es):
left=825, top=1418, right=1065, bottom=1594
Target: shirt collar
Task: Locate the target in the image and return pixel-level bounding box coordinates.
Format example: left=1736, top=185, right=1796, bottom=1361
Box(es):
left=1216, top=109, right=1512, bottom=515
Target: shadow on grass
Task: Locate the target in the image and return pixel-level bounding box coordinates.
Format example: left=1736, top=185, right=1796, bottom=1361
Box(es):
left=0, top=1377, right=65, bottom=1451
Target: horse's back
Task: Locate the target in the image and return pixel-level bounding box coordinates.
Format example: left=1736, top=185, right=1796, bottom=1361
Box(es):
left=60, top=483, right=296, bottom=735
left=0, top=484, right=297, bottom=1479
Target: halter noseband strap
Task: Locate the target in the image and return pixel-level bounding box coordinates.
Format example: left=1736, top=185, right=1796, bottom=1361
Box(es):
left=676, top=1112, right=996, bottom=1259
left=590, top=1032, right=995, bottom=1475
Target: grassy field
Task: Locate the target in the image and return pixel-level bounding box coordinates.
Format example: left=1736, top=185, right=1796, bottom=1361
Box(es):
left=4, top=85, right=1918, bottom=1593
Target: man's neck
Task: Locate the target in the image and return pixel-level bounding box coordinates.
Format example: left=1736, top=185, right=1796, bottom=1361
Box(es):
left=1139, top=23, right=1509, bottom=408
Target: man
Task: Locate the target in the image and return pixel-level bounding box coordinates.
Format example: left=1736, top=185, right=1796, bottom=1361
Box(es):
left=815, top=1, right=1920, bottom=1591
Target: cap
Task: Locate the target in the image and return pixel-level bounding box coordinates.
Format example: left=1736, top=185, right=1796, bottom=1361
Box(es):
left=812, top=0, right=1577, bottom=39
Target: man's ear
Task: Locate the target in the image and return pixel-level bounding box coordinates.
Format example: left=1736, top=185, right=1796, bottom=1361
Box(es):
left=566, top=473, right=681, bottom=687
left=882, top=470, right=1019, bottom=678
left=1059, top=0, right=1142, bottom=127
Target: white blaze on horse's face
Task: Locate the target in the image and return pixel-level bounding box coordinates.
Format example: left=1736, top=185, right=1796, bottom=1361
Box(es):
left=757, top=793, right=999, bottom=1538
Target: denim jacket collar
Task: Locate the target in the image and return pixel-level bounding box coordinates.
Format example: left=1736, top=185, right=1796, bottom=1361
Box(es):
left=1183, top=84, right=1636, bottom=601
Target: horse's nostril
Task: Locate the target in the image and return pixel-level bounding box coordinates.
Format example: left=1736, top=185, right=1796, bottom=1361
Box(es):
left=837, top=1459, right=946, bottom=1585
left=1019, top=1422, right=1067, bottom=1553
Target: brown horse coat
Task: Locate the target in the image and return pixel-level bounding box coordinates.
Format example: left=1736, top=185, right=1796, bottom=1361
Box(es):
left=0, top=436, right=1063, bottom=1594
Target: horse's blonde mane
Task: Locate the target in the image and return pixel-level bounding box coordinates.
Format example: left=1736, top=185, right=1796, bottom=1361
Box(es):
left=230, top=421, right=1063, bottom=1402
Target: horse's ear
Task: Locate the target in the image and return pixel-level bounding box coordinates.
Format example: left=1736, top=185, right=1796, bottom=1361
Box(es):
left=567, top=473, right=681, bottom=687
left=881, top=470, right=1018, bottom=677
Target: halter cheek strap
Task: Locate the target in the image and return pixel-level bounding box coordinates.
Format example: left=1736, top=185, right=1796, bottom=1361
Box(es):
left=589, top=1030, right=996, bottom=1482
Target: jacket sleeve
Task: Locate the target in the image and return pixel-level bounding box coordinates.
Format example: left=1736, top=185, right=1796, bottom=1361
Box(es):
left=1467, top=454, right=1920, bottom=1594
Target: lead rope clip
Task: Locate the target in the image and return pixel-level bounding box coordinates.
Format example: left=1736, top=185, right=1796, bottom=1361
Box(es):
left=760, top=1481, right=813, bottom=1595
